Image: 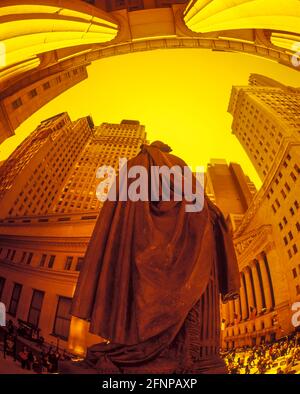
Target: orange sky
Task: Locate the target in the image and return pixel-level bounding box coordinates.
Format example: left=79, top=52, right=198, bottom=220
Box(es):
left=1, top=48, right=300, bottom=188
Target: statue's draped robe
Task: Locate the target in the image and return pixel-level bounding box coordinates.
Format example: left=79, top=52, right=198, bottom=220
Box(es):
left=70, top=145, right=240, bottom=373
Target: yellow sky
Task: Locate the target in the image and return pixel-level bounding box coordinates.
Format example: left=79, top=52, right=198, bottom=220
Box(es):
left=1, top=48, right=300, bottom=188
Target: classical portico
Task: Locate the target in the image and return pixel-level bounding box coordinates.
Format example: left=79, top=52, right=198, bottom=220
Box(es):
left=221, top=224, right=292, bottom=348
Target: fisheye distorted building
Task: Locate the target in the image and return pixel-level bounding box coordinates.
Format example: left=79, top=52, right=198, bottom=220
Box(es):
left=0, top=115, right=146, bottom=353
left=0, top=66, right=89, bottom=144
left=222, top=75, right=300, bottom=349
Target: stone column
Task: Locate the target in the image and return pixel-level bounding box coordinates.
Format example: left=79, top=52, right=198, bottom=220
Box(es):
left=229, top=300, right=235, bottom=325
left=251, top=259, right=263, bottom=314
left=223, top=300, right=230, bottom=327
left=240, top=271, right=249, bottom=320
left=244, top=267, right=255, bottom=317
left=234, top=297, right=241, bottom=323
left=259, top=252, right=275, bottom=310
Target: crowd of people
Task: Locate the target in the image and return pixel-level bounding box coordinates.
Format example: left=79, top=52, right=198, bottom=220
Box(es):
left=17, top=345, right=65, bottom=373
left=223, top=332, right=300, bottom=374
left=2, top=318, right=300, bottom=374
left=1, top=320, right=71, bottom=374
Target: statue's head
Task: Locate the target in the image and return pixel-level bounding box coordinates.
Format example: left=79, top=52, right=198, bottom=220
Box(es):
left=150, top=140, right=172, bottom=153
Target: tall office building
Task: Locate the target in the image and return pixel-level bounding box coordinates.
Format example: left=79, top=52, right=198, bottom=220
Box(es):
left=0, top=116, right=146, bottom=219
left=0, top=112, right=93, bottom=219
left=228, top=74, right=300, bottom=181
left=53, top=120, right=146, bottom=214
left=0, top=114, right=146, bottom=354
left=223, top=75, right=300, bottom=349
left=0, top=65, right=88, bottom=144
left=205, top=159, right=256, bottom=231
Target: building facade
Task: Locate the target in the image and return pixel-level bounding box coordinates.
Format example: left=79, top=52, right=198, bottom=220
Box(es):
left=205, top=159, right=256, bottom=231
left=0, top=65, right=88, bottom=144
left=0, top=114, right=146, bottom=355
left=221, top=75, right=300, bottom=349
left=228, top=73, right=300, bottom=181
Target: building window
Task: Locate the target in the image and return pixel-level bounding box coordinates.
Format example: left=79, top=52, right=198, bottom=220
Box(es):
left=285, top=182, right=291, bottom=192
left=20, top=252, right=26, bottom=263
left=53, top=296, right=72, bottom=340
left=8, top=283, right=22, bottom=317
left=11, top=250, right=16, bottom=261
left=12, top=97, right=22, bottom=109
left=293, top=244, right=298, bottom=254
left=75, top=257, right=84, bottom=271
left=48, top=255, right=55, bottom=268
left=0, top=277, right=6, bottom=301
left=28, top=290, right=44, bottom=327
left=290, top=171, right=297, bottom=182
left=28, top=89, right=37, bottom=98
left=26, top=252, right=33, bottom=265
left=281, top=189, right=286, bottom=199
left=292, top=268, right=297, bottom=278
left=39, top=254, right=47, bottom=267
left=64, top=256, right=73, bottom=270
left=296, top=285, right=300, bottom=295
left=43, top=81, right=50, bottom=90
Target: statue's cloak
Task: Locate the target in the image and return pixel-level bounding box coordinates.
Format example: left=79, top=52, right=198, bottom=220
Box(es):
left=71, top=145, right=240, bottom=347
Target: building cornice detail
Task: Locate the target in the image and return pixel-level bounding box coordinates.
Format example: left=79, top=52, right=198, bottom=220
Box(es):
left=234, top=224, right=273, bottom=266
left=0, top=259, right=78, bottom=285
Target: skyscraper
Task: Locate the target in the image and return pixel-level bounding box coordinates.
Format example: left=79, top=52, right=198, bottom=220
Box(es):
left=228, top=74, right=300, bottom=181
left=0, top=112, right=93, bottom=219
left=0, top=114, right=147, bottom=353
left=223, top=75, right=300, bottom=349
left=53, top=120, right=146, bottom=214
left=205, top=159, right=256, bottom=231
left=0, top=115, right=146, bottom=219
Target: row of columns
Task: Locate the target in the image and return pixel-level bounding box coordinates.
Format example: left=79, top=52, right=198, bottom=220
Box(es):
left=224, top=251, right=275, bottom=326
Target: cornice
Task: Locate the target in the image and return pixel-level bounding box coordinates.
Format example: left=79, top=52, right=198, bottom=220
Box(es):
left=0, top=234, right=90, bottom=249
left=0, top=259, right=78, bottom=285
left=234, top=224, right=273, bottom=266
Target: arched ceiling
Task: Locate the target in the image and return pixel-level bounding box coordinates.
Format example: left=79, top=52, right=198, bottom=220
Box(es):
left=0, top=1, right=119, bottom=82
left=183, top=0, right=300, bottom=59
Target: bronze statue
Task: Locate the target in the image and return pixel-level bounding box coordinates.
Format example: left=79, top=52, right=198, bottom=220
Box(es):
left=63, top=141, right=240, bottom=374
